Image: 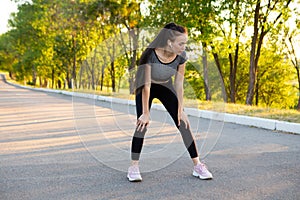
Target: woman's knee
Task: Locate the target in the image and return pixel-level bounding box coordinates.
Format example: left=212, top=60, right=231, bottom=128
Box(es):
left=133, top=126, right=147, bottom=138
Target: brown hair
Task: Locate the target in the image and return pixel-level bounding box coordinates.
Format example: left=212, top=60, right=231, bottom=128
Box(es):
left=139, top=22, right=187, bottom=65
left=135, top=23, right=187, bottom=93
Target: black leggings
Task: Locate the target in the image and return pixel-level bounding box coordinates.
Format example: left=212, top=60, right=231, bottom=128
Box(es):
left=131, top=82, right=199, bottom=160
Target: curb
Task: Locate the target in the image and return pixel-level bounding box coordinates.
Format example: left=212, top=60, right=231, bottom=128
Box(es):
left=183, top=108, right=300, bottom=134
left=2, top=74, right=299, bottom=135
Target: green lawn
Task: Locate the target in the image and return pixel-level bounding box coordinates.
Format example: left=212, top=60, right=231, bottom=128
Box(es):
left=77, top=87, right=300, bottom=124
left=2, top=72, right=299, bottom=124
left=197, top=101, right=300, bottom=123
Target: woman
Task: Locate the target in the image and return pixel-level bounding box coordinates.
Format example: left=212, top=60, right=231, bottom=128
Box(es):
left=127, top=22, right=213, bottom=182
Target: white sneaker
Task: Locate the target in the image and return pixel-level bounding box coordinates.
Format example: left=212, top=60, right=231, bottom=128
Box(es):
left=127, top=165, right=142, bottom=182
left=193, top=163, right=213, bottom=180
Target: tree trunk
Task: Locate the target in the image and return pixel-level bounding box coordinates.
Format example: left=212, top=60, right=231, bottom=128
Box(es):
left=111, top=61, right=115, bottom=92
left=255, top=76, right=259, bottom=106
left=202, top=42, right=211, bottom=101
left=229, top=53, right=235, bottom=103
left=32, top=65, right=37, bottom=86
left=246, top=0, right=291, bottom=105
left=43, top=78, right=48, bottom=88
left=78, top=64, right=83, bottom=89
left=212, top=52, right=227, bottom=102
left=58, top=79, right=62, bottom=89
left=72, top=35, right=77, bottom=89
left=39, top=76, right=42, bottom=87
left=51, top=68, right=55, bottom=89
left=129, top=48, right=137, bottom=94
left=67, top=70, right=72, bottom=89
left=120, top=28, right=139, bottom=94
left=297, top=68, right=300, bottom=110
left=129, top=29, right=139, bottom=94
left=246, top=1, right=260, bottom=105
left=100, top=64, right=105, bottom=91
left=91, top=69, right=95, bottom=90
left=229, top=43, right=239, bottom=103
left=229, top=0, right=240, bottom=103
left=91, top=49, right=97, bottom=90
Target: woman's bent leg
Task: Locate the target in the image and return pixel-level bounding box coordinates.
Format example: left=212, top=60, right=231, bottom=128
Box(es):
left=157, top=84, right=213, bottom=179
left=156, top=83, right=199, bottom=159
left=130, top=90, right=153, bottom=161
left=178, top=121, right=199, bottom=158
left=131, top=127, right=147, bottom=160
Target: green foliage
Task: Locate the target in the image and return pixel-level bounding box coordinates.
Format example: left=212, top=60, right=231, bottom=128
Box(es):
left=256, top=48, right=297, bottom=109
left=184, top=61, right=205, bottom=100
left=0, top=0, right=299, bottom=111
left=0, top=33, right=16, bottom=74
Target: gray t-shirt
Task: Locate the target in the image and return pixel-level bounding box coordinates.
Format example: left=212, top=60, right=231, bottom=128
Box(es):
left=148, top=49, right=187, bottom=82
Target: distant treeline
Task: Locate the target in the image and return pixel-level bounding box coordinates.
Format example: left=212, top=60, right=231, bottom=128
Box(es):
left=0, top=0, right=299, bottom=109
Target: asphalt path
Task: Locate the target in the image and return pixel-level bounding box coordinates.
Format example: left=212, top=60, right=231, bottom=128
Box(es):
left=1, top=76, right=299, bottom=200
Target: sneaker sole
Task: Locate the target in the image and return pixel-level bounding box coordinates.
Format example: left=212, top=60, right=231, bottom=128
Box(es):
left=127, top=175, right=142, bottom=182
left=192, top=171, right=213, bottom=180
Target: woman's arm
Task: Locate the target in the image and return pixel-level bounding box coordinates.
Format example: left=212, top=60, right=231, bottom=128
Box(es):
left=142, top=64, right=151, bottom=114
left=175, top=63, right=189, bottom=128
left=175, top=63, right=185, bottom=113
left=137, top=64, right=151, bottom=131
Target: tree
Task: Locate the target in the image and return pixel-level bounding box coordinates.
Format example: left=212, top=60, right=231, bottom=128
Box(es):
left=2, top=0, right=299, bottom=111
left=8, top=1, right=51, bottom=85
left=146, top=0, right=220, bottom=101
left=0, top=32, right=16, bottom=78
left=211, top=0, right=253, bottom=103
left=254, top=46, right=297, bottom=108
left=283, top=18, right=300, bottom=110
left=246, top=0, right=292, bottom=105
left=110, top=0, right=143, bottom=94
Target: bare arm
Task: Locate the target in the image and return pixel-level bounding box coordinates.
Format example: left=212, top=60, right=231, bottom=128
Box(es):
left=175, top=63, right=185, bottom=114
left=175, top=63, right=189, bottom=128
left=141, top=64, right=151, bottom=114
left=137, top=64, right=151, bottom=131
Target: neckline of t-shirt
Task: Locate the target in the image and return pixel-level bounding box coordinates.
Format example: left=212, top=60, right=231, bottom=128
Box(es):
left=153, top=49, right=178, bottom=65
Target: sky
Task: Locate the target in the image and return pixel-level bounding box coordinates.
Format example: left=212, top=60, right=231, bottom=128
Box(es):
left=0, top=0, right=18, bottom=34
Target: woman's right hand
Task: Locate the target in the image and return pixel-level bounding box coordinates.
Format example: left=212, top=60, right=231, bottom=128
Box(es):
left=136, top=113, right=150, bottom=132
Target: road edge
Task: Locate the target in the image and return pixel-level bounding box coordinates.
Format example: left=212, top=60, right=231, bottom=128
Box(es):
left=2, top=74, right=299, bottom=135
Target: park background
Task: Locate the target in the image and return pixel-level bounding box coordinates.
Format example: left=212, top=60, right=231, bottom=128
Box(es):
left=0, top=0, right=299, bottom=123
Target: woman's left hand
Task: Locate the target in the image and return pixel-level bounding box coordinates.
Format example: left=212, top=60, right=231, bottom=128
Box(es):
left=178, top=111, right=190, bottom=130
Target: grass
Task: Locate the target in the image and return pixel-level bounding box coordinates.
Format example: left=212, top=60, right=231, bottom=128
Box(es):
left=2, top=73, right=299, bottom=124
left=198, top=101, right=300, bottom=123
left=74, top=87, right=300, bottom=124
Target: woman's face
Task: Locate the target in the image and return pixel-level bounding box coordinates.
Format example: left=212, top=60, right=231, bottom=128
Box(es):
left=170, top=34, right=188, bottom=55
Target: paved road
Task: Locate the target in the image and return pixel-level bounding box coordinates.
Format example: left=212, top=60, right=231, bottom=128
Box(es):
left=1, top=76, right=299, bottom=200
